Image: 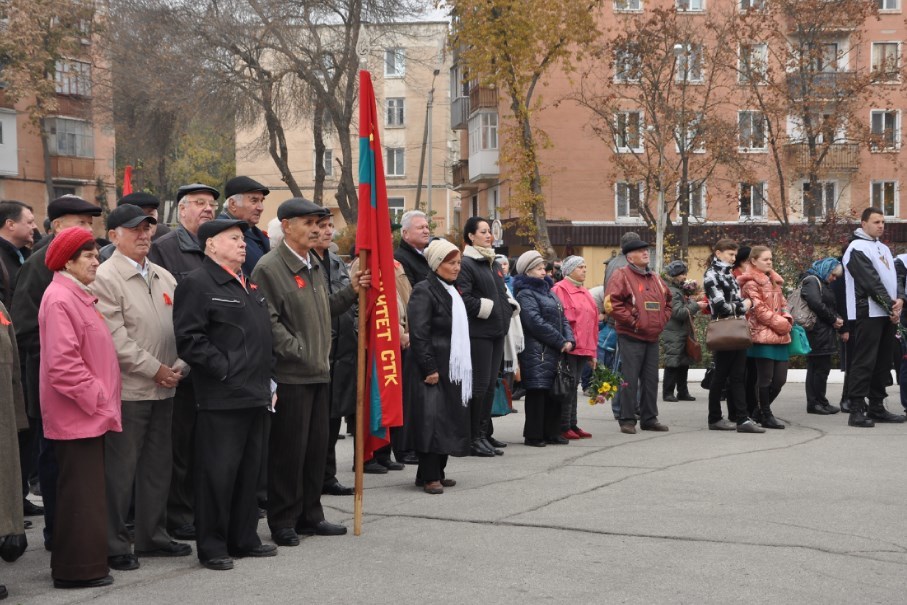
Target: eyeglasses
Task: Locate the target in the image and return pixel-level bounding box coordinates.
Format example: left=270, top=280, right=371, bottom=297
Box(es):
left=187, top=198, right=218, bottom=208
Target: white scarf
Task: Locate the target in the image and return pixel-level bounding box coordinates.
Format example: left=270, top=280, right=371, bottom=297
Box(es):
left=442, top=280, right=473, bottom=405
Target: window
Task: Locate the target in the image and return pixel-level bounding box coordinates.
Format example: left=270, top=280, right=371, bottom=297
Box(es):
left=675, top=113, right=704, bottom=152
left=810, top=43, right=839, bottom=73
left=46, top=117, right=94, bottom=157
left=739, top=182, right=766, bottom=219
left=614, top=0, right=641, bottom=10
left=54, top=60, right=91, bottom=97
left=872, top=181, right=898, bottom=217
left=680, top=180, right=706, bottom=219
left=876, top=0, right=899, bottom=10
left=614, top=44, right=642, bottom=83
left=388, top=197, right=405, bottom=223
left=870, top=109, right=900, bottom=150
left=469, top=112, right=498, bottom=154
left=676, top=0, right=703, bottom=11
left=676, top=44, right=703, bottom=83
left=386, top=98, right=405, bottom=127
left=616, top=181, right=642, bottom=218
left=385, top=147, right=405, bottom=177
left=872, top=42, right=900, bottom=82
left=615, top=111, right=643, bottom=152
left=384, top=48, right=405, bottom=77
left=314, top=149, right=333, bottom=178
left=802, top=181, right=837, bottom=217
left=53, top=186, right=77, bottom=198
left=738, top=110, right=766, bottom=150
left=740, top=0, right=765, bottom=9
left=739, top=43, right=767, bottom=83
left=0, top=110, right=16, bottom=176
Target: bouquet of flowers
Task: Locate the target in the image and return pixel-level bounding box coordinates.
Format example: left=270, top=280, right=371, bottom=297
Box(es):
left=681, top=279, right=699, bottom=296
left=588, top=364, right=627, bottom=406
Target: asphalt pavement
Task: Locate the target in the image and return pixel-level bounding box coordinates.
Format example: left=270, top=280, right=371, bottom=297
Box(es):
left=7, top=380, right=907, bottom=604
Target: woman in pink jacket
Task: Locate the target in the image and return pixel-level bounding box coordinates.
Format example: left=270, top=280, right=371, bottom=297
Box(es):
left=737, top=245, right=792, bottom=430
left=552, top=256, right=599, bottom=439
left=39, top=227, right=121, bottom=590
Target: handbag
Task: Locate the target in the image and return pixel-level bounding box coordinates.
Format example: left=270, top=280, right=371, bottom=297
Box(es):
left=491, top=377, right=512, bottom=417
left=700, top=363, right=714, bottom=390
left=706, top=316, right=752, bottom=351
left=788, top=323, right=812, bottom=356
left=685, top=309, right=702, bottom=362
left=551, top=353, right=576, bottom=403
left=788, top=275, right=819, bottom=330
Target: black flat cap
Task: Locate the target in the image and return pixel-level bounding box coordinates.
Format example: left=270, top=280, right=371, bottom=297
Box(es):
left=176, top=183, right=220, bottom=203
left=225, top=176, right=269, bottom=199
left=277, top=197, right=330, bottom=221
left=621, top=239, right=650, bottom=255
left=118, top=192, right=160, bottom=209
left=107, top=204, right=157, bottom=230
left=47, top=195, right=103, bottom=221
left=198, top=219, right=248, bottom=251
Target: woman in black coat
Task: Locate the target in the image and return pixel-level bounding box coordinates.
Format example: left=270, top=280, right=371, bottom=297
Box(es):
left=512, top=251, right=575, bottom=447
left=405, top=239, right=474, bottom=495
left=801, top=257, right=844, bottom=415
left=456, top=216, right=513, bottom=457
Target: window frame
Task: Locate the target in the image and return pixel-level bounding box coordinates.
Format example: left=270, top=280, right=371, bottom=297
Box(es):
left=738, top=110, right=767, bottom=151
left=387, top=197, right=405, bottom=223
left=385, top=147, right=405, bottom=177
left=802, top=180, right=838, bottom=218
left=386, top=97, right=405, bottom=127
left=313, top=149, right=334, bottom=178
left=676, top=0, right=704, bottom=12
left=738, top=43, right=768, bottom=84
left=615, top=110, right=644, bottom=153
left=614, top=44, right=642, bottom=83
left=871, top=180, right=898, bottom=217
left=677, top=180, right=706, bottom=220
left=870, top=108, right=901, bottom=151
left=675, top=43, right=704, bottom=83
left=46, top=116, right=94, bottom=158
left=54, top=59, right=92, bottom=97
left=739, top=181, right=767, bottom=220
left=614, top=0, right=642, bottom=10
left=871, top=41, right=901, bottom=83
left=876, top=0, right=899, bottom=11
left=616, top=181, right=643, bottom=220
left=384, top=48, right=405, bottom=78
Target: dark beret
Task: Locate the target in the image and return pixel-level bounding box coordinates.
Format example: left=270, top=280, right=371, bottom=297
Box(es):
left=277, top=197, right=330, bottom=221
left=47, top=195, right=102, bottom=221
left=176, top=183, right=220, bottom=203
left=198, top=219, right=248, bottom=251
left=117, top=192, right=160, bottom=209
left=621, top=239, right=651, bottom=255
left=225, top=176, right=269, bottom=199
left=107, top=204, right=157, bottom=231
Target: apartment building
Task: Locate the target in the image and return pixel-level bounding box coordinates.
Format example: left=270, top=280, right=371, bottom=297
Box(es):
left=236, top=21, right=456, bottom=234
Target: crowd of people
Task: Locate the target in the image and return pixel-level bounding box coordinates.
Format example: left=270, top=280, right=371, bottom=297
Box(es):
left=0, top=184, right=905, bottom=598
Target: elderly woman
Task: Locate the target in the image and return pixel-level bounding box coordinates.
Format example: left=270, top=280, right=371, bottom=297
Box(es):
left=456, top=217, right=513, bottom=456
left=551, top=255, right=598, bottom=439
left=406, top=239, right=473, bottom=494
left=738, top=246, right=791, bottom=430
left=801, top=257, right=844, bottom=415
left=513, top=251, right=575, bottom=447
left=661, top=260, right=702, bottom=402
left=39, top=227, right=121, bottom=589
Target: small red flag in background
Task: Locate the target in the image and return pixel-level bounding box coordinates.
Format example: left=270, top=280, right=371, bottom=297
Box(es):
left=122, top=165, right=133, bottom=196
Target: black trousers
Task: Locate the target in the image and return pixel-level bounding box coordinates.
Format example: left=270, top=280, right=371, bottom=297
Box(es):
left=806, top=355, right=833, bottom=407
left=25, top=350, right=57, bottom=545
left=323, top=416, right=342, bottom=487
left=848, top=317, right=895, bottom=402
left=268, top=383, right=329, bottom=531
left=167, top=379, right=196, bottom=531
left=523, top=389, right=560, bottom=441
left=194, top=407, right=265, bottom=562
left=709, top=348, right=749, bottom=425
left=469, top=337, right=504, bottom=440
left=416, top=453, right=448, bottom=483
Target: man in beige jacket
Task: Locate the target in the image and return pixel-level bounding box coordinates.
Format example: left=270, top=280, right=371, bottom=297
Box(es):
left=92, top=204, right=191, bottom=571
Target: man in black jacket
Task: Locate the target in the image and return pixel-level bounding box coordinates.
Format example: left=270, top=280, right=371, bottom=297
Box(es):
left=394, top=210, right=431, bottom=287
left=218, top=176, right=270, bottom=274
left=173, top=219, right=277, bottom=570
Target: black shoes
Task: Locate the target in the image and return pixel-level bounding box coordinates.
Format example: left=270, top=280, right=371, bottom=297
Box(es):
left=201, top=557, right=234, bottom=571
left=807, top=403, right=833, bottom=415
left=523, top=439, right=546, bottom=447
left=481, top=438, right=503, bottom=455
left=840, top=400, right=852, bottom=413
left=545, top=436, right=569, bottom=444
left=399, top=452, right=420, bottom=465
left=662, top=394, right=678, bottom=402
left=230, top=544, right=277, bottom=558
left=867, top=401, right=907, bottom=423
left=322, top=482, right=355, bottom=496
left=22, top=499, right=43, bottom=516
left=848, top=400, right=875, bottom=428
left=677, top=394, right=696, bottom=401
left=169, top=523, right=196, bottom=540
left=760, top=414, right=785, bottom=429
left=136, top=541, right=192, bottom=557
left=377, top=458, right=405, bottom=471
left=297, top=520, right=347, bottom=536
left=54, top=575, right=114, bottom=589
left=470, top=439, right=495, bottom=457
left=641, top=422, right=669, bottom=432
left=486, top=436, right=508, bottom=448
left=362, top=459, right=389, bottom=474
left=272, top=528, right=300, bottom=547
left=108, top=553, right=140, bottom=571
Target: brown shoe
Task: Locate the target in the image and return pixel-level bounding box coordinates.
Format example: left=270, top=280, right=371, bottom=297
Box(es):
left=641, top=422, right=669, bottom=432
left=423, top=481, right=444, bottom=495
left=619, top=423, right=637, bottom=434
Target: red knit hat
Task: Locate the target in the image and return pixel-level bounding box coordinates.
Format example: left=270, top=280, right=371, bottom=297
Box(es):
left=45, top=227, right=96, bottom=271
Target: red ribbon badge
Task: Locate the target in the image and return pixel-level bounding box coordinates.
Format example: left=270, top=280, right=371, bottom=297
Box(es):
left=295, top=275, right=305, bottom=289
left=250, top=282, right=258, bottom=291
left=0, top=313, right=10, bottom=326
left=163, top=292, right=173, bottom=306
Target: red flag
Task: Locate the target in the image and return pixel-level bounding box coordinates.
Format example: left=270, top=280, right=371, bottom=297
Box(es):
left=356, top=70, right=403, bottom=462
left=122, top=165, right=133, bottom=196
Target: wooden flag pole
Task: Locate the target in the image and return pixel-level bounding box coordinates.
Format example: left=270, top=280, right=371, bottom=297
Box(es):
left=354, top=249, right=368, bottom=536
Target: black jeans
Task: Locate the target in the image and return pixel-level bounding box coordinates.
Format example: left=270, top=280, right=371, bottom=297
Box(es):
left=523, top=389, right=560, bottom=441
left=848, top=317, right=895, bottom=403
left=416, top=453, right=448, bottom=483
left=805, top=355, right=832, bottom=407
left=469, top=337, right=504, bottom=440
left=709, top=348, right=748, bottom=425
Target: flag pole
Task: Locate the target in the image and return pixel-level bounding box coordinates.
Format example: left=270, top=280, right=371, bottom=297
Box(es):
left=354, top=250, right=368, bottom=536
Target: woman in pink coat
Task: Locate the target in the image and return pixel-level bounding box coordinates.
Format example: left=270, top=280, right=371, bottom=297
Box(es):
left=552, top=256, right=599, bottom=439
left=39, top=227, right=121, bottom=590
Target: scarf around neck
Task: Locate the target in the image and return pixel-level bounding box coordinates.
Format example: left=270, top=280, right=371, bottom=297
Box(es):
left=468, top=244, right=497, bottom=264
left=441, top=280, right=473, bottom=405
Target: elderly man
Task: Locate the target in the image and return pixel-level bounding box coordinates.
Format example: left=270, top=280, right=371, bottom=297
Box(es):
left=148, top=183, right=219, bottom=541
left=92, top=205, right=192, bottom=572
left=394, top=210, right=432, bottom=287
left=174, top=219, right=276, bottom=571
left=11, top=195, right=101, bottom=549
left=99, top=193, right=170, bottom=262
left=219, top=176, right=270, bottom=274
left=605, top=238, right=673, bottom=434
left=252, top=198, right=369, bottom=546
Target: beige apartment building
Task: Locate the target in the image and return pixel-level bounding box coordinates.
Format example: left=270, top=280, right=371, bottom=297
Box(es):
left=236, top=21, right=456, bottom=234
left=453, top=0, right=907, bottom=284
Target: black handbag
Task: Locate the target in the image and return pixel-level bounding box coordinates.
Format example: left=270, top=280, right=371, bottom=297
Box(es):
left=552, top=354, right=576, bottom=402
left=700, top=364, right=715, bottom=390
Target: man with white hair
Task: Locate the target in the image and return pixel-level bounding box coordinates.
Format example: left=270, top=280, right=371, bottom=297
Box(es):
left=395, top=210, right=432, bottom=287
left=219, top=176, right=270, bottom=274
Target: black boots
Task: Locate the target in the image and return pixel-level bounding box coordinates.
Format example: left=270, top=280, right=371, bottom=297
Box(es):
left=756, top=387, right=785, bottom=429
left=847, top=399, right=875, bottom=427
left=866, top=400, right=907, bottom=423
left=662, top=367, right=678, bottom=402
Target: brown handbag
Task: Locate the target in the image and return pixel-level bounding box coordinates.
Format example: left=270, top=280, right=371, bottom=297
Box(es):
left=705, top=315, right=752, bottom=351
left=685, top=310, right=702, bottom=362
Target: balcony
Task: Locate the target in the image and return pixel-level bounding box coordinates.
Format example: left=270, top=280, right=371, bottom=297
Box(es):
left=784, top=142, right=860, bottom=174
left=469, top=86, right=498, bottom=112
left=468, top=148, right=499, bottom=182
left=50, top=156, right=95, bottom=181
left=786, top=71, right=856, bottom=99
left=451, top=96, right=469, bottom=130
left=452, top=160, right=474, bottom=191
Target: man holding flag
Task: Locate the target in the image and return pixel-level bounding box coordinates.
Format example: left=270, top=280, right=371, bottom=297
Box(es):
left=251, top=198, right=369, bottom=546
